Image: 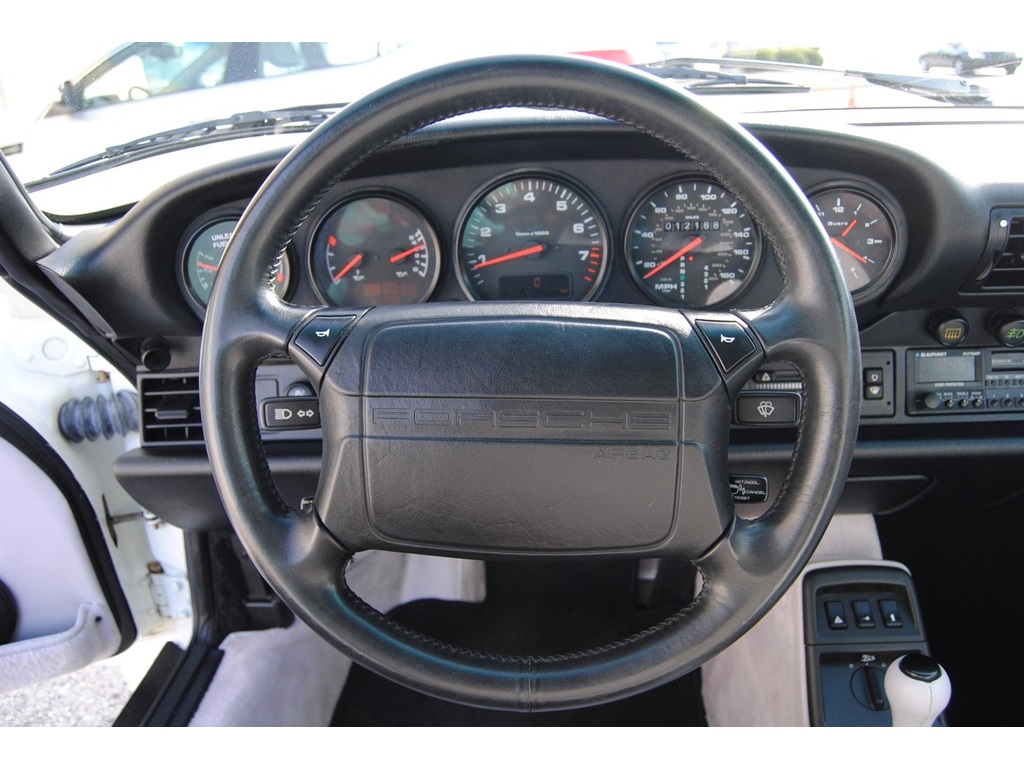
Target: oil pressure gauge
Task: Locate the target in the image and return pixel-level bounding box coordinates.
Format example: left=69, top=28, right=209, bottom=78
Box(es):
left=310, top=194, right=441, bottom=307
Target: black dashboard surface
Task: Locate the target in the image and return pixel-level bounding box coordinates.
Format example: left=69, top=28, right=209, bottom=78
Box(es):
left=38, top=110, right=1024, bottom=529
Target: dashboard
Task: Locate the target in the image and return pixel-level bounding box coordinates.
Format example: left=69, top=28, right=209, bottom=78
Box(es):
left=37, top=109, right=1024, bottom=530
left=175, top=160, right=904, bottom=314
left=171, top=129, right=915, bottom=312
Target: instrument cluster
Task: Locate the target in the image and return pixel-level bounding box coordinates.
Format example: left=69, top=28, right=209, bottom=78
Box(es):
left=177, top=169, right=905, bottom=318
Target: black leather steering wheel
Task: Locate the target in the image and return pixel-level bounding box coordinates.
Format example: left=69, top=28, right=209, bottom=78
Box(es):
left=200, top=55, right=860, bottom=711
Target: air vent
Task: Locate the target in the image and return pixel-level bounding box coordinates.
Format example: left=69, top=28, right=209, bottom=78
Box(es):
left=968, top=208, right=1024, bottom=291
left=139, top=373, right=203, bottom=446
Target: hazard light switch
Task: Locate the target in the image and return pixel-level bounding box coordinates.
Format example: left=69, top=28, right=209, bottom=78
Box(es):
left=825, top=600, right=848, bottom=630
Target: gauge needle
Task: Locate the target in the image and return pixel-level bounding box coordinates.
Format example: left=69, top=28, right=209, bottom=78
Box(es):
left=841, top=219, right=858, bottom=238
left=390, top=244, right=425, bottom=263
left=197, top=262, right=219, bottom=272
left=473, top=244, right=545, bottom=270
left=333, top=253, right=364, bottom=282
left=830, top=237, right=869, bottom=264
left=643, top=237, right=704, bottom=280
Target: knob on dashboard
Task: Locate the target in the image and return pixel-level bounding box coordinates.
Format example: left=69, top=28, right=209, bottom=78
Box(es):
left=928, top=311, right=968, bottom=347
left=988, top=309, right=1024, bottom=347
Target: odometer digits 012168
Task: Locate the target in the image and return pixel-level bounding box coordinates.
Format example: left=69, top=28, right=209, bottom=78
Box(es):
left=625, top=178, right=761, bottom=308
left=457, top=176, right=608, bottom=301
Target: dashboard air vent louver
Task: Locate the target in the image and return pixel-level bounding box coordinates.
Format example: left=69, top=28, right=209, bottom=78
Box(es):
left=139, top=373, right=203, bottom=446
left=969, top=209, right=1024, bottom=291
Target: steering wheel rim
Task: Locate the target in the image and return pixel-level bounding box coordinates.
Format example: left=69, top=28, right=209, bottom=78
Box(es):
left=200, top=54, right=860, bottom=711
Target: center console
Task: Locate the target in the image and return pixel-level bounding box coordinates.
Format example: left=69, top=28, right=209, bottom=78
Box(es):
left=803, top=564, right=942, bottom=726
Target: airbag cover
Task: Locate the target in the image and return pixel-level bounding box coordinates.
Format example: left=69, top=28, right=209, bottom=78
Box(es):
left=328, top=318, right=685, bottom=554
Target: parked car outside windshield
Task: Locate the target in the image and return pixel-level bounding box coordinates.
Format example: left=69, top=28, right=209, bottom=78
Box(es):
left=5, top=30, right=1024, bottom=196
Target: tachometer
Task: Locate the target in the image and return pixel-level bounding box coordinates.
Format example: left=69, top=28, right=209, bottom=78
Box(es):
left=456, top=175, right=609, bottom=301
left=625, top=178, right=761, bottom=309
left=310, top=195, right=441, bottom=307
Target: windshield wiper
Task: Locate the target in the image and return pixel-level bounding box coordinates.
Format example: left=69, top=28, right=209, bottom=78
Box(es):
left=638, top=57, right=991, bottom=106
left=845, top=70, right=990, bottom=105
left=637, top=60, right=810, bottom=95
left=26, top=105, right=344, bottom=191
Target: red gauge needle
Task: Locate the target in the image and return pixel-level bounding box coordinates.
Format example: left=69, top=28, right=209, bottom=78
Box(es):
left=332, top=253, right=364, bottom=282
left=643, top=237, right=704, bottom=280
left=841, top=219, right=858, bottom=238
left=390, top=244, right=425, bottom=263
left=831, top=237, right=869, bottom=264
left=473, top=243, right=545, bottom=270
left=197, top=262, right=219, bottom=272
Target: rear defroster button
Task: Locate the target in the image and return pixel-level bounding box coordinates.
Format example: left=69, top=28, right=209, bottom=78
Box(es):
left=736, top=393, right=800, bottom=425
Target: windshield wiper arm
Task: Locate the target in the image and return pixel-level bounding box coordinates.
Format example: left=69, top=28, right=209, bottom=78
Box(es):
left=637, top=59, right=810, bottom=94
left=846, top=70, right=990, bottom=105
left=636, top=56, right=990, bottom=105
left=27, top=105, right=343, bottom=191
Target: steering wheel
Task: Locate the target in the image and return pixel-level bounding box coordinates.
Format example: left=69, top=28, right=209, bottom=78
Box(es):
left=200, top=55, right=860, bottom=711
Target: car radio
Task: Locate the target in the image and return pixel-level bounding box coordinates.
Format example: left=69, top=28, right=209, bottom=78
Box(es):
left=907, top=348, right=1024, bottom=414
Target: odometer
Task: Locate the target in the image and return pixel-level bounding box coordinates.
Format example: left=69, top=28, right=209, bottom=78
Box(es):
left=457, top=175, right=609, bottom=301
left=625, top=178, right=761, bottom=309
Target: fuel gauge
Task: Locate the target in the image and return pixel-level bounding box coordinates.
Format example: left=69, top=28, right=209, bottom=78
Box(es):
left=182, top=215, right=292, bottom=316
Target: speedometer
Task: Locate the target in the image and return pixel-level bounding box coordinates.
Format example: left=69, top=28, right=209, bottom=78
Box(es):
left=456, top=175, right=609, bottom=301
left=625, top=178, right=761, bottom=309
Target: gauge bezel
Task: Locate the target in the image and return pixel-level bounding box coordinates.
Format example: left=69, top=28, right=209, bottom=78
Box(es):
left=178, top=206, right=295, bottom=319
left=307, top=190, right=443, bottom=308
left=622, top=174, right=763, bottom=310
left=804, top=180, right=906, bottom=304
left=178, top=207, right=241, bottom=318
left=454, top=170, right=611, bottom=302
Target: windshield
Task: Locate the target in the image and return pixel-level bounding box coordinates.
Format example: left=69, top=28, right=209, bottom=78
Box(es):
left=3, top=26, right=1022, bottom=202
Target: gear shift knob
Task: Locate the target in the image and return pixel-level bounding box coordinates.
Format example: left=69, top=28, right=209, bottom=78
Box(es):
left=884, top=653, right=951, bottom=727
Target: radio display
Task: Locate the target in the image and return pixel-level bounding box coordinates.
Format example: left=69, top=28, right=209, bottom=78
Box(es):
left=916, top=354, right=978, bottom=384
